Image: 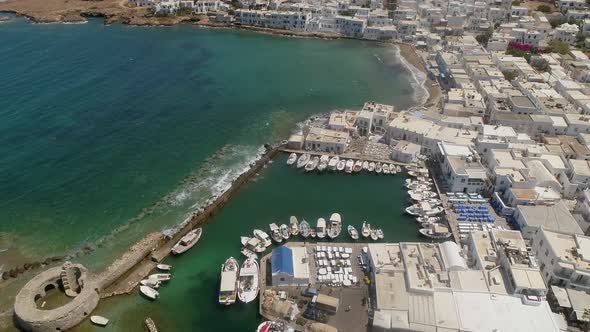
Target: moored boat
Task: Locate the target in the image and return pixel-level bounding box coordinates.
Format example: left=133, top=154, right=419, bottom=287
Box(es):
left=347, top=225, right=359, bottom=240
left=353, top=160, right=362, bottom=172
left=140, top=286, right=159, bottom=300
left=305, top=156, right=320, bottom=172
left=245, top=237, right=266, bottom=253
left=286, top=153, right=297, bottom=166
left=328, top=156, right=339, bottom=170
left=148, top=273, right=172, bottom=282
left=296, top=153, right=311, bottom=168
left=140, top=278, right=161, bottom=289
left=375, top=162, right=382, bottom=174
left=419, top=224, right=452, bottom=240
left=370, top=229, right=378, bottom=241
left=328, top=213, right=342, bottom=239
left=241, top=248, right=257, bottom=259
left=90, top=315, right=109, bottom=327
left=253, top=229, right=272, bottom=247
left=300, top=219, right=311, bottom=238
left=383, top=164, right=390, bottom=174
left=171, top=228, right=202, bottom=255
left=237, top=257, right=259, bottom=304
left=241, top=236, right=251, bottom=246
left=390, top=164, right=397, bottom=174
left=376, top=229, right=384, bottom=239
left=289, top=216, right=300, bottom=236
left=345, top=159, right=354, bottom=173
left=316, top=218, right=327, bottom=239
left=362, top=161, right=369, bottom=170
left=219, top=257, right=239, bottom=305
left=317, top=155, right=329, bottom=172
left=269, top=223, right=282, bottom=243
left=361, top=221, right=370, bottom=238
left=368, top=162, right=375, bottom=172
left=279, top=224, right=290, bottom=240
left=336, top=160, right=346, bottom=172
left=156, top=264, right=172, bottom=272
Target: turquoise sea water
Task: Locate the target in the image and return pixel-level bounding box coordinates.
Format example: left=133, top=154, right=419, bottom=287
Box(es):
left=0, top=16, right=419, bottom=331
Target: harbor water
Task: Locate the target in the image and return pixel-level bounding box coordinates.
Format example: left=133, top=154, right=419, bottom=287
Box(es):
left=0, top=16, right=421, bottom=331
left=71, top=154, right=421, bottom=332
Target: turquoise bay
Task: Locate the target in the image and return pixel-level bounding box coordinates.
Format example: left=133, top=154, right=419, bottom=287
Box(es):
left=0, top=17, right=418, bottom=331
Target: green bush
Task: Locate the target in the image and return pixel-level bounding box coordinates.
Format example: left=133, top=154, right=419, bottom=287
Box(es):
left=537, top=5, right=551, bottom=13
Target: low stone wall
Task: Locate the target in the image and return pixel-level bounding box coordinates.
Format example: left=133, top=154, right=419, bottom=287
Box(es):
left=96, top=232, right=163, bottom=290
left=14, top=265, right=100, bottom=332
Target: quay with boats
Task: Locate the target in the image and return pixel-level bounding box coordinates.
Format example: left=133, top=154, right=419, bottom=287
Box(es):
left=286, top=152, right=401, bottom=175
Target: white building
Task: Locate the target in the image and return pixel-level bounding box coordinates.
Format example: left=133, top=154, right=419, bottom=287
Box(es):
left=512, top=201, right=583, bottom=239
left=553, top=23, right=580, bottom=46
left=438, top=142, right=489, bottom=193
left=270, top=245, right=309, bottom=287
left=304, top=127, right=349, bottom=154
left=531, top=228, right=590, bottom=292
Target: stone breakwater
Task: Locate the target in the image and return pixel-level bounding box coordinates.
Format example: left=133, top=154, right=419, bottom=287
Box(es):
left=12, top=143, right=279, bottom=331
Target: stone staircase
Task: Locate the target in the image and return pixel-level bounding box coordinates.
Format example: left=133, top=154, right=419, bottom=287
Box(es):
left=60, top=261, right=80, bottom=297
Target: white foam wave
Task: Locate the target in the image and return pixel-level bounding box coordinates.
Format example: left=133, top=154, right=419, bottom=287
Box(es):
left=392, top=44, right=429, bottom=106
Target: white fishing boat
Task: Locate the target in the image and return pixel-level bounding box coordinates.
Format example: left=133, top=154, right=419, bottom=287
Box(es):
left=140, top=278, right=161, bottom=289
left=327, top=213, right=342, bottom=239
left=253, top=229, right=272, bottom=248
left=361, top=221, right=370, bottom=238
left=296, top=153, right=310, bottom=169
left=376, top=229, right=384, bottom=239
left=408, top=190, right=437, bottom=201
left=419, top=224, right=452, bottom=240
left=317, top=155, right=329, bottom=172
left=328, top=156, right=339, bottom=170
left=237, top=257, right=259, bottom=304
left=370, top=229, right=378, bottom=241
left=353, top=160, right=362, bottom=172
left=241, top=248, right=257, bottom=259
left=90, top=315, right=109, bottom=327
left=405, top=202, right=444, bottom=216
left=305, top=156, right=320, bottom=172
left=245, top=237, right=266, bottom=253
left=219, top=257, right=239, bottom=306
left=241, top=236, right=251, bottom=246
left=286, top=153, right=297, bottom=166
left=299, top=219, right=311, bottom=238
left=407, top=170, right=419, bottom=177
left=390, top=164, right=397, bottom=174
left=156, top=264, right=172, bottom=272
left=426, top=198, right=442, bottom=206
left=310, top=228, right=317, bottom=238
left=279, top=224, right=290, bottom=240
left=289, top=216, right=300, bottom=236
left=140, top=286, right=159, bottom=300
left=148, top=273, right=171, bottom=282
left=362, top=161, right=369, bottom=170
left=345, top=159, right=354, bottom=173
left=405, top=182, right=432, bottom=191
left=316, top=218, right=327, bottom=239
left=375, top=163, right=382, bottom=174
left=416, top=216, right=440, bottom=225
left=269, top=223, right=282, bottom=243
left=396, top=165, right=402, bottom=172
left=383, top=164, right=390, bottom=174
left=336, top=160, right=346, bottom=172
left=171, top=228, right=202, bottom=255
left=368, top=162, right=375, bottom=172
left=347, top=225, right=359, bottom=240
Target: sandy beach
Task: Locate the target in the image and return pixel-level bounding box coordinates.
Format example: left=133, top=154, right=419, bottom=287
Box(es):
left=395, top=43, right=442, bottom=109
